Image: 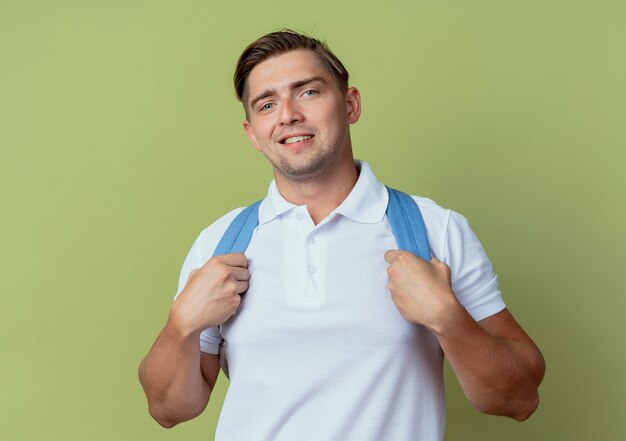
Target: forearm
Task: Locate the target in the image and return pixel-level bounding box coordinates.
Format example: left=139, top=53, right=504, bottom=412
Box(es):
left=385, top=251, right=544, bottom=420
left=433, top=304, right=545, bottom=421
left=138, top=314, right=211, bottom=428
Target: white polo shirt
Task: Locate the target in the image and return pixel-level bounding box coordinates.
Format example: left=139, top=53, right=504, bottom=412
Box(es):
left=177, top=161, right=505, bottom=441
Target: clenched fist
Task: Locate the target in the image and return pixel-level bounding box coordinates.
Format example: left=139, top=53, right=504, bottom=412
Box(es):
left=170, top=253, right=250, bottom=337
left=384, top=250, right=459, bottom=332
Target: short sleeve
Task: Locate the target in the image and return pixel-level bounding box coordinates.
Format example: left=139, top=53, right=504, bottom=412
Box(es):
left=442, top=211, right=506, bottom=321
left=174, top=207, right=245, bottom=354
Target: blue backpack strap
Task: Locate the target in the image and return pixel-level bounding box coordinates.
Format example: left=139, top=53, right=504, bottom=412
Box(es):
left=212, top=191, right=429, bottom=378
left=212, top=200, right=262, bottom=257
left=211, top=200, right=261, bottom=379
left=386, top=186, right=432, bottom=261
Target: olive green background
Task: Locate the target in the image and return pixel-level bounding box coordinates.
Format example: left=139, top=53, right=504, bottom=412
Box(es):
left=1, top=0, right=624, bottom=440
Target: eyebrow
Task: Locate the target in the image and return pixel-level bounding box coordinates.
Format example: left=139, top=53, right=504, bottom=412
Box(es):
left=249, top=76, right=327, bottom=111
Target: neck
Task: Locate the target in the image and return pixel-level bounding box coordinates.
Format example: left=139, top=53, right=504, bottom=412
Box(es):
left=274, top=156, right=359, bottom=225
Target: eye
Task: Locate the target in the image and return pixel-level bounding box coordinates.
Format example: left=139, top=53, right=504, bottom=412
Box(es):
left=302, top=89, right=318, bottom=97
left=259, top=102, right=274, bottom=112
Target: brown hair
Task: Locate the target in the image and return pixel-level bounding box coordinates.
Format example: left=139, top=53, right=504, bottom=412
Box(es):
left=234, top=29, right=350, bottom=115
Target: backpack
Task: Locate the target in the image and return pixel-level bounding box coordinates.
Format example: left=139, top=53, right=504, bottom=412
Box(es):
left=211, top=186, right=431, bottom=378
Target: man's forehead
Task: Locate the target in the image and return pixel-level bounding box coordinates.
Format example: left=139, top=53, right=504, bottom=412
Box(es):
left=247, top=50, right=331, bottom=97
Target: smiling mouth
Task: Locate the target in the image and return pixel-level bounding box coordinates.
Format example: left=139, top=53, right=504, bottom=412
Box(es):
left=280, top=135, right=314, bottom=144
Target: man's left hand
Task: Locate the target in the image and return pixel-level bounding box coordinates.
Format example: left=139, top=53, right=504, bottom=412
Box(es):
left=384, top=250, right=459, bottom=331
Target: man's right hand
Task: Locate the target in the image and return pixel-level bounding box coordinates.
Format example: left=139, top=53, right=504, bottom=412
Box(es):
left=170, top=253, right=250, bottom=336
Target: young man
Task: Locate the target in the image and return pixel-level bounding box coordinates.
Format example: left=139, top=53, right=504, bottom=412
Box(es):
left=139, top=30, right=545, bottom=441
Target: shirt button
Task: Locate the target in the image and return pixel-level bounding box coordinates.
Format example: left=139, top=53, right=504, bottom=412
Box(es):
left=296, top=213, right=303, bottom=220
left=310, top=266, right=317, bottom=274
left=309, top=237, right=316, bottom=245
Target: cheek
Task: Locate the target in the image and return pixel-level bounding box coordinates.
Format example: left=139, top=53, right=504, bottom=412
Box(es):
left=254, top=124, right=274, bottom=144
left=320, top=110, right=345, bottom=131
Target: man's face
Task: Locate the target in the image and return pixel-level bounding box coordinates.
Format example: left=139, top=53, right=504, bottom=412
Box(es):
left=243, top=50, right=360, bottom=184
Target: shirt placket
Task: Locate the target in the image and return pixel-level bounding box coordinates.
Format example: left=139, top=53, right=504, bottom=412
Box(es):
left=288, top=207, right=326, bottom=308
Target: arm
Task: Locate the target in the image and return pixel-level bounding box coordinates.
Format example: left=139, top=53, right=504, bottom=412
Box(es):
left=385, top=251, right=545, bottom=421
left=138, top=324, right=219, bottom=428
left=138, top=253, right=249, bottom=428
left=435, top=305, right=544, bottom=420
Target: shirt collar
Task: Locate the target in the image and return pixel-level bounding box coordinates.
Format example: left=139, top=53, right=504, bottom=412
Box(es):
left=258, top=160, right=388, bottom=226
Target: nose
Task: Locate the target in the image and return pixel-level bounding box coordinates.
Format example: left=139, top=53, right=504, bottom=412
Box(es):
left=278, top=98, right=303, bottom=125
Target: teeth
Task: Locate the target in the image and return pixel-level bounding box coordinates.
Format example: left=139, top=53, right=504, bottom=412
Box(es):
left=284, top=135, right=312, bottom=143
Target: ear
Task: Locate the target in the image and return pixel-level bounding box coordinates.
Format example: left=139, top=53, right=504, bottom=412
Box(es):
left=345, top=87, right=361, bottom=124
left=243, top=119, right=262, bottom=152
